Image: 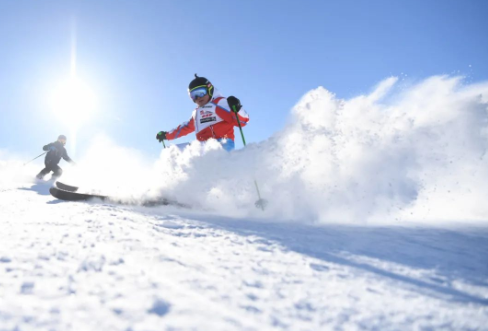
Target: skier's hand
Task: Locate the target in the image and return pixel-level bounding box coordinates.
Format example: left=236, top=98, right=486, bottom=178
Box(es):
left=227, top=96, right=242, bottom=112
left=156, top=131, right=167, bottom=142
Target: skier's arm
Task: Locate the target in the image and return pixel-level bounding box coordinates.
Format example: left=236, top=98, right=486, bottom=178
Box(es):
left=63, top=154, right=73, bottom=163
left=43, top=143, right=55, bottom=151
left=166, top=116, right=196, bottom=140
left=214, top=97, right=249, bottom=127
left=62, top=149, right=73, bottom=163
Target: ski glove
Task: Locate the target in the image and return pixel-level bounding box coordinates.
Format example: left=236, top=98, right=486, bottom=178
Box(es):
left=227, top=96, right=242, bottom=112
left=156, top=131, right=168, bottom=142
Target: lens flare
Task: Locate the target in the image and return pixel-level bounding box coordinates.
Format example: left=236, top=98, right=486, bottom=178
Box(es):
left=50, top=77, right=98, bottom=129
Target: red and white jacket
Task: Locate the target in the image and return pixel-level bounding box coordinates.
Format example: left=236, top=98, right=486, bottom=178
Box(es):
left=166, top=92, right=250, bottom=142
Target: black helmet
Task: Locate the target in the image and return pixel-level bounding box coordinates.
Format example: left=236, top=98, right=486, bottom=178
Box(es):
left=58, top=135, right=67, bottom=140
left=188, top=74, right=214, bottom=98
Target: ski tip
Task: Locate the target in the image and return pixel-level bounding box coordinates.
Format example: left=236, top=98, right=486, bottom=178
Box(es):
left=55, top=181, right=79, bottom=192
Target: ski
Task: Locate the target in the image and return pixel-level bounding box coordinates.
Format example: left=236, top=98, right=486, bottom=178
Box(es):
left=55, top=181, right=79, bottom=192
left=50, top=186, right=108, bottom=201
left=49, top=186, right=188, bottom=208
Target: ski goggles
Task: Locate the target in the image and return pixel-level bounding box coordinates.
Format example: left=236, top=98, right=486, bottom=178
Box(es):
left=189, top=86, right=208, bottom=101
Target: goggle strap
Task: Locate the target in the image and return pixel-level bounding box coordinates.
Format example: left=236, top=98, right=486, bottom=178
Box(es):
left=189, top=85, right=207, bottom=92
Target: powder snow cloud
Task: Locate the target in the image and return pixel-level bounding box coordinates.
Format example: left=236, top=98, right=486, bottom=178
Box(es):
left=2, top=75, right=488, bottom=224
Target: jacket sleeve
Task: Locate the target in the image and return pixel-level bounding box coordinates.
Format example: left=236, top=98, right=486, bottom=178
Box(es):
left=214, top=98, right=249, bottom=127
left=43, top=143, right=54, bottom=151
left=62, top=148, right=73, bottom=163
left=166, top=114, right=196, bottom=140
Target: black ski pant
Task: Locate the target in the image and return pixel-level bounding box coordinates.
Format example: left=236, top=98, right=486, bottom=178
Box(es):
left=37, top=163, right=63, bottom=179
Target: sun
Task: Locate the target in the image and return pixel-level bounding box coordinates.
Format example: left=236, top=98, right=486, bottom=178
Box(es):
left=50, top=77, right=98, bottom=129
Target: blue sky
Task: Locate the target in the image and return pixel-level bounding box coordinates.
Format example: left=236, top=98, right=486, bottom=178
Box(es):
left=1, top=0, right=487, bottom=159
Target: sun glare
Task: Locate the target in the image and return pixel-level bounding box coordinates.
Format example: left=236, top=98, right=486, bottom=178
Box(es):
left=50, top=77, right=98, bottom=129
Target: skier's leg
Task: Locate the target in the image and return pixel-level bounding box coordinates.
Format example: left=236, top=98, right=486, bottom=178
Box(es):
left=217, top=138, right=235, bottom=152
left=51, top=165, right=63, bottom=180
left=36, top=166, right=52, bottom=179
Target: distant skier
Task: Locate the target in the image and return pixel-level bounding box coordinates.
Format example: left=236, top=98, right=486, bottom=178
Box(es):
left=36, top=135, right=75, bottom=180
left=156, top=74, right=249, bottom=151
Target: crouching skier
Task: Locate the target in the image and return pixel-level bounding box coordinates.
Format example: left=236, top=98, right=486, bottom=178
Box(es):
left=36, top=134, right=75, bottom=180
left=156, top=74, right=249, bottom=151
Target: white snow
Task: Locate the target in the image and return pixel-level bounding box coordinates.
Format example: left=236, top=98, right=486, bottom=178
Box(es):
left=1, top=75, right=488, bottom=330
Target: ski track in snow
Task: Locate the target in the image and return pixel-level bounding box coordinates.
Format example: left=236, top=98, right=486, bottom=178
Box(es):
left=0, top=184, right=488, bottom=331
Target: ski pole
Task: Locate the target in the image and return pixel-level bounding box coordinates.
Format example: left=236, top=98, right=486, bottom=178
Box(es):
left=233, top=107, right=247, bottom=146
left=161, top=140, right=166, bottom=148
left=232, top=105, right=267, bottom=211
left=23, top=152, right=46, bottom=166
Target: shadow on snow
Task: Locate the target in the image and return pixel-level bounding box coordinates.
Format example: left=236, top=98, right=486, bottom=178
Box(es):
left=18, top=181, right=53, bottom=196
left=166, top=213, right=488, bottom=307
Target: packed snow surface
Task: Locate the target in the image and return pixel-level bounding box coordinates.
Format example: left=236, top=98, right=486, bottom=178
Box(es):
left=1, top=184, right=487, bottom=330
left=1, top=75, right=488, bottom=330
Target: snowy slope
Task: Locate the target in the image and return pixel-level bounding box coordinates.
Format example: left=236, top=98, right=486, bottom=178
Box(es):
left=1, top=183, right=487, bottom=330
left=2, top=75, right=488, bottom=330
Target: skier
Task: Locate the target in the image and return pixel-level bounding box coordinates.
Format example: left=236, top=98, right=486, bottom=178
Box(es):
left=36, top=135, right=75, bottom=180
left=156, top=74, right=249, bottom=151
